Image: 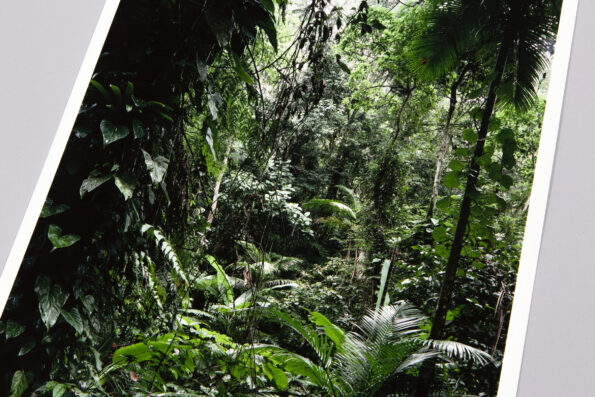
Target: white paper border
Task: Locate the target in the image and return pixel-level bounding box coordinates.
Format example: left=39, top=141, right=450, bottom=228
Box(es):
left=0, top=0, right=120, bottom=316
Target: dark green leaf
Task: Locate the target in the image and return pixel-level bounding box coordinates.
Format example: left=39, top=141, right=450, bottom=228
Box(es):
left=132, top=119, right=145, bottom=139
left=462, top=128, right=477, bottom=143
left=40, top=202, right=70, bottom=218
left=100, top=119, right=130, bottom=146
left=17, top=338, right=35, bottom=357
left=80, top=169, right=112, bottom=198
left=114, top=171, right=138, bottom=200
left=48, top=224, right=81, bottom=250
left=61, top=308, right=84, bottom=334
left=5, top=320, right=25, bottom=339
left=443, top=171, right=461, bottom=189
left=9, top=370, right=31, bottom=397
left=35, top=275, right=69, bottom=330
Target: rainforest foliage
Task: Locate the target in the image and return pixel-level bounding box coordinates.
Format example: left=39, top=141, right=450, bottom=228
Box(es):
left=0, top=0, right=560, bottom=396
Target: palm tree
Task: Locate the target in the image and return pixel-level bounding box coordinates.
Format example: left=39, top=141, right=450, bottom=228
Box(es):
left=257, top=302, right=491, bottom=396
left=409, top=1, right=560, bottom=395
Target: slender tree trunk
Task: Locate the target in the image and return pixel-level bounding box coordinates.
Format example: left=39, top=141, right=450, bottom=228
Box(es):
left=426, top=68, right=468, bottom=220
left=414, top=35, right=512, bottom=397
left=201, top=136, right=233, bottom=246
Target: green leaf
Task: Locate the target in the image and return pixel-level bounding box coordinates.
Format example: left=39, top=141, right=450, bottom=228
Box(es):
left=141, top=149, right=169, bottom=184
left=61, top=308, right=84, bottom=334
left=110, top=84, right=122, bottom=106
left=309, top=311, right=345, bottom=350
left=17, top=338, right=36, bottom=356
left=35, top=275, right=69, bottom=330
left=435, top=197, right=452, bottom=211
left=40, top=202, right=69, bottom=218
left=114, top=171, right=138, bottom=200
left=100, top=119, right=130, bottom=146
left=448, top=159, right=466, bottom=172
left=132, top=119, right=145, bottom=139
left=48, top=224, right=81, bottom=250
left=231, top=53, right=254, bottom=84
left=89, top=80, right=111, bottom=101
left=80, top=169, right=112, bottom=198
left=206, top=255, right=233, bottom=305
left=256, top=16, right=278, bottom=52
left=124, top=81, right=134, bottom=98
left=462, top=128, right=477, bottom=143
left=5, top=320, right=25, bottom=339
left=375, top=259, right=391, bottom=311
left=52, top=383, right=67, bottom=397
left=263, top=362, right=288, bottom=391
left=260, top=0, right=275, bottom=13
left=443, top=171, right=461, bottom=189
left=9, top=370, right=31, bottom=397
left=500, top=174, right=513, bottom=189
left=112, top=342, right=152, bottom=365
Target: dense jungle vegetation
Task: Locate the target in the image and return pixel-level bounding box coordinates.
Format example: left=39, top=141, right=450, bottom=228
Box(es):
left=0, top=0, right=561, bottom=396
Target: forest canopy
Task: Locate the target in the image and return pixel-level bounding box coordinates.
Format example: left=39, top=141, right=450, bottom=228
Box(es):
left=0, top=0, right=560, bottom=396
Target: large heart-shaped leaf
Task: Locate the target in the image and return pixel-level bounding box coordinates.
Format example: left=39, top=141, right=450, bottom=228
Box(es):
left=35, top=276, right=69, bottom=330
left=142, top=149, right=169, bottom=184
left=48, top=224, right=81, bottom=250
left=114, top=171, right=138, bottom=200
left=100, top=119, right=130, bottom=146
left=80, top=169, right=112, bottom=198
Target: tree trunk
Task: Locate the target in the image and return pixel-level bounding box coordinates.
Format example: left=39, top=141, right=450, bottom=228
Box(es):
left=426, top=67, right=468, bottom=220
left=201, top=136, right=233, bottom=246
left=414, top=35, right=512, bottom=397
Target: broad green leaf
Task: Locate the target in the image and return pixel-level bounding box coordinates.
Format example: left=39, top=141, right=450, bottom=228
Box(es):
left=9, top=370, right=31, bottom=397
left=448, top=159, right=466, bottom=172
left=52, top=383, right=67, bottom=397
left=309, top=311, right=345, bottom=350
left=206, top=255, right=233, bottom=305
left=17, top=338, right=36, bottom=356
left=80, top=169, right=112, bottom=198
left=100, top=119, right=130, bottom=146
left=132, top=119, right=145, bottom=139
left=35, top=275, right=69, bottom=330
left=48, top=224, right=81, bottom=250
left=5, top=320, right=25, bottom=339
left=114, top=171, right=138, bottom=200
left=443, top=171, right=461, bottom=189
left=112, top=342, right=152, bottom=365
left=435, top=197, right=451, bottom=210
left=40, top=202, right=69, bottom=218
left=142, top=149, right=169, bottom=184
left=462, top=128, right=477, bottom=143
left=263, top=362, right=288, bottom=391
left=260, top=0, right=275, bottom=13
left=61, top=308, right=84, bottom=334
left=256, top=16, right=278, bottom=52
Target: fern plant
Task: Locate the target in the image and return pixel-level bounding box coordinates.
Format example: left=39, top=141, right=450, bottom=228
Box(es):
left=257, top=302, right=491, bottom=396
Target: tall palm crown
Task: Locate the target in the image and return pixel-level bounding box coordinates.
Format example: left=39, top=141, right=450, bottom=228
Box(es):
left=412, top=0, right=560, bottom=109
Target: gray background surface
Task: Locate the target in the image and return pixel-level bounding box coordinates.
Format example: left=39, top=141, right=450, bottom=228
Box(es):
left=515, top=0, right=595, bottom=395
left=0, top=1, right=106, bottom=284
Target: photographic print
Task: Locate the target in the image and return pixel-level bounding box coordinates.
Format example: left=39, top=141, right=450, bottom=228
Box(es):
left=0, top=0, right=566, bottom=396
